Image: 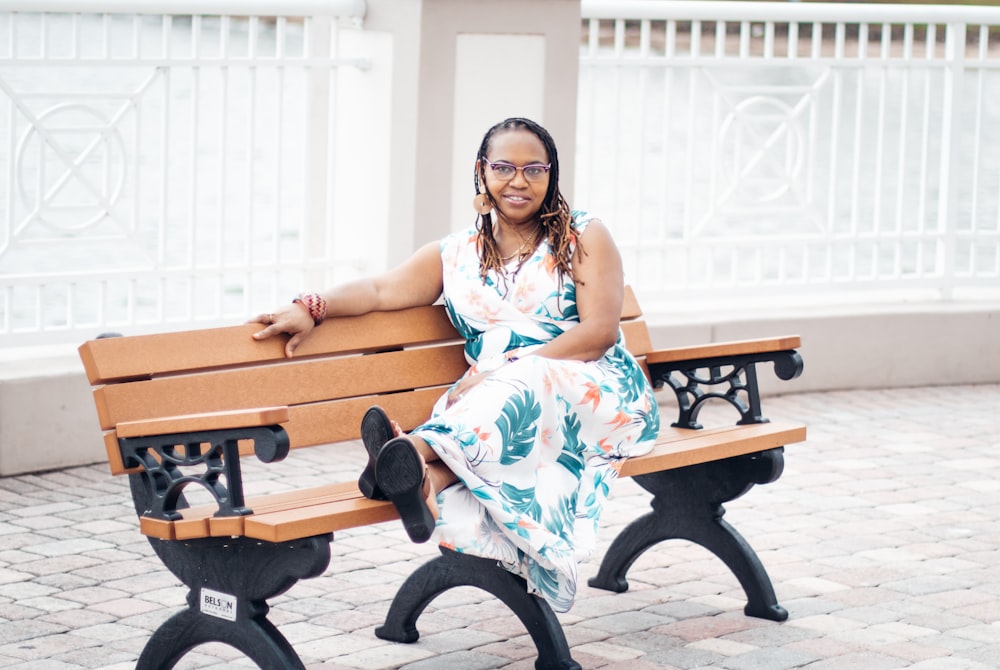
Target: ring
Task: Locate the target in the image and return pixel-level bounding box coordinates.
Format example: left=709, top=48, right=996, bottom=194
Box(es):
left=267, top=313, right=274, bottom=324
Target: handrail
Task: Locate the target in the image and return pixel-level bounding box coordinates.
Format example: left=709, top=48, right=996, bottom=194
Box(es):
left=582, top=0, right=1000, bottom=23
left=0, top=0, right=367, bottom=19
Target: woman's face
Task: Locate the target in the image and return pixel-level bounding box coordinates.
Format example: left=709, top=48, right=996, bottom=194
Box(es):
left=480, top=129, right=551, bottom=227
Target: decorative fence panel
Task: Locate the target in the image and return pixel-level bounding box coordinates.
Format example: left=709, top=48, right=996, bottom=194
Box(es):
left=0, top=1, right=368, bottom=345
left=578, top=1, right=1000, bottom=312
left=3, top=1, right=999, bottom=347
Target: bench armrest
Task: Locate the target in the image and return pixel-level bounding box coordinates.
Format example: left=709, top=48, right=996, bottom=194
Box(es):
left=116, top=406, right=290, bottom=438
left=645, top=336, right=803, bottom=429
left=116, top=407, right=291, bottom=522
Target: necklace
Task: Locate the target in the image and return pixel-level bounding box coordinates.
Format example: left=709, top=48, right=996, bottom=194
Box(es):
left=500, top=239, right=530, bottom=262
left=500, top=234, right=535, bottom=262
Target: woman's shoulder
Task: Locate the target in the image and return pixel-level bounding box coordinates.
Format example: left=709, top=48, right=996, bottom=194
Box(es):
left=440, top=226, right=479, bottom=251
left=570, top=210, right=605, bottom=238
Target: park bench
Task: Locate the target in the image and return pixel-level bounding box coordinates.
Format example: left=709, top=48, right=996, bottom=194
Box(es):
left=78, top=287, right=806, bottom=670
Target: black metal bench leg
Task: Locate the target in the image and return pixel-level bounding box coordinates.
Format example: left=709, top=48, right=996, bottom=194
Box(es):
left=377, top=547, right=581, bottom=670
left=588, top=508, right=674, bottom=594
left=137, top=523, right=332, bottom=668
left=685, top=512, right=788, bottom=621
left=137, top=607, right=304, bottom=670
left=589, top=448, right=788, bottom=622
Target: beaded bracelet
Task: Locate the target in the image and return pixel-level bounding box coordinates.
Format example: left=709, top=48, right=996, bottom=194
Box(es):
left=293, top=292, right=328, bottom=326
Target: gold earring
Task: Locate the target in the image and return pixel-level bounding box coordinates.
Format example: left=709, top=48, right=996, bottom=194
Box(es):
left=473, top=193, right=493, bottom=215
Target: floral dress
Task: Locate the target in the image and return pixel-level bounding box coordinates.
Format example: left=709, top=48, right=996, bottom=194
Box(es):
left=411, top=212, right=660, bottom=612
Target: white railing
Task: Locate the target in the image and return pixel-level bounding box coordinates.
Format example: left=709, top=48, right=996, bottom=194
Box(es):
left=0, top=1, right=369, bottom=345
left=3, top=1, right=999, bottom=348
left=578, top=1, right=1000, bottom=313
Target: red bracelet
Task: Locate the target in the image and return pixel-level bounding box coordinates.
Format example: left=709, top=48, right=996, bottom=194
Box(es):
left=293, top=292, right=327, bottom=326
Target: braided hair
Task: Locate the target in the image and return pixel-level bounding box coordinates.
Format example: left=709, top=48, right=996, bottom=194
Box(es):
left=473, top=118, right=580, bottom=284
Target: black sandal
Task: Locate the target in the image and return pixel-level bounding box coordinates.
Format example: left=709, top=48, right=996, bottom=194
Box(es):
left=358, top=406, right=394, bottom=500
left=375, top=436, right=436, bottom=543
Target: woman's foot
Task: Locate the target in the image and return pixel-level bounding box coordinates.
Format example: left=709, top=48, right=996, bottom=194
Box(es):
left=375, top=436, right=437, bottom=543
left=358, top=406, right=395, bottom=500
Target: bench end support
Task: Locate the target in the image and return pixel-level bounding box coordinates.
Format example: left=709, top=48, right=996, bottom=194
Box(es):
left=591, top=449, right=788, bottom=621
left=377, top=547, right=581, bottom=670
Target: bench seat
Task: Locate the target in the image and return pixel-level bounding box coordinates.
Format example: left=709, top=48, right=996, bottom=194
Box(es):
left=138, top=419, right=805, bottom=543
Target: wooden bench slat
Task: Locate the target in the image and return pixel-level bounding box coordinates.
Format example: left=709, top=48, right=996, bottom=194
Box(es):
left=620, top=319, right=652, bottom=356
left=243, top=495, right=400, bottom=543
left=80, top=290, right=646, bottom=386
left=621, top=285, right=642, bottom=320
left=139, top=516, right=180, bottom=540
left=102, top=388, right=447, bottom=476
left=618, top=421, right=806, bottom=478
left=92, top=344, right=468, bottom=430
left=116, top=407, right=290, bottom=438
left=103, top=432, right=128, bottom=476
left=78, top=306, right=462, bottom=385
left=164, top=482, right=369, bottom=541
left=142, top=482, right=376, bottom=541
left=281, top=388, right=443, bottom=449
left=645, top=335, right=802, bottom=365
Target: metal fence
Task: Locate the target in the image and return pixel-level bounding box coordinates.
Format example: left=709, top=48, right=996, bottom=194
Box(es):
left=0, top=0, right=368, bottom=345
left=578, top=1, right=1000, bottom=312
left=3, top=1, right=1000, bottom=347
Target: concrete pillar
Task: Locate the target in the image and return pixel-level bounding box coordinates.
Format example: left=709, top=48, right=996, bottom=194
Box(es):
left=364, top=0, right=581, bottom=265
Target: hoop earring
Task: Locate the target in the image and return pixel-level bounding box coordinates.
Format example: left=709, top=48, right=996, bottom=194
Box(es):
left=473, top=193, right=493, bottom=216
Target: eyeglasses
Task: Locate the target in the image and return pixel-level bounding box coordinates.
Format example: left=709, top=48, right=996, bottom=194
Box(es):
left=487, top=161, right=551, bottom=182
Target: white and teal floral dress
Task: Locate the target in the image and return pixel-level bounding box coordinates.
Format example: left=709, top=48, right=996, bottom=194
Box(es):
left=411, top=212, right=660, bottom=612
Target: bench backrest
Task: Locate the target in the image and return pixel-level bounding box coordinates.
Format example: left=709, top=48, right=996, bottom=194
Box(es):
left=79, top=288, right=651, bottom=475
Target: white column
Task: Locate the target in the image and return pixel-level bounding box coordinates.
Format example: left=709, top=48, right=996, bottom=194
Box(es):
left=364, top=0, right=581, bottom=265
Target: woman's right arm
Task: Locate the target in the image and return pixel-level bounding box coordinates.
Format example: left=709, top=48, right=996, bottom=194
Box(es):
left=252, top=240, right=443, bottom=357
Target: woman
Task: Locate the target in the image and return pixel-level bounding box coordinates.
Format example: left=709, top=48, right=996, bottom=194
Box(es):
left=252, top=118, right=660, bottom=612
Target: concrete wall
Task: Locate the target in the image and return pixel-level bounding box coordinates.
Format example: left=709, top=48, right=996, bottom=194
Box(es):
left=0, top=348, right=105, bottom=475
left=647, top=304, right=1000, bottom=398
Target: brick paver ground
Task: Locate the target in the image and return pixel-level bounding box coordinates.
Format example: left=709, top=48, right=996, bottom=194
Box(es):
left=1, top=384, right=998, bottom=669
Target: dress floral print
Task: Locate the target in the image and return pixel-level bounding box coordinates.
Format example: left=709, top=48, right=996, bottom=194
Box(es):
left=411, top=212, right=660, bottom=612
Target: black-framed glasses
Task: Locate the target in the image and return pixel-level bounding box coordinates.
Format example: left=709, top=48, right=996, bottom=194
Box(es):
left=487, top=161, right=551, bottom=182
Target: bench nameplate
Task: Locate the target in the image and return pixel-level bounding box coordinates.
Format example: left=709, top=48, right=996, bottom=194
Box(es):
left=201, top=588, right=238, bottom=622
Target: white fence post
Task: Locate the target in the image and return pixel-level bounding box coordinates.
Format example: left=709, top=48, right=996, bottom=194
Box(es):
left=938, top=21, right=966, bottom=302
left=305, top=15, right=333, bottom=291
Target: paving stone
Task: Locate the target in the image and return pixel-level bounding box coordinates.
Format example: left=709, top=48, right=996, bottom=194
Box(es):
left=295, top=631, right=390, bottom=658
left=0, top=568, right=34, bottom=587
left=873, top=640, right=960, bottom=664
left=399, top=649, right=507, bottom=669
left=0, top=619, right=67, bottom=645
left=908, top=659, right=996, bottom=670
left=684, top=637, right=758, bottom=656
left=585, top=609, right=675, bottom=634
left=794, top=651, right=910, bottom=669
left=468, top=638, right=538, bottom=663
left=333, top=639, right=436, bottom=669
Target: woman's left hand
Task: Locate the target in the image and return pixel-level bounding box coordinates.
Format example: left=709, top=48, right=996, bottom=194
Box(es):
left=446, top=371, right=491, bottom=408
left=249, top=303, right=316, bottom=357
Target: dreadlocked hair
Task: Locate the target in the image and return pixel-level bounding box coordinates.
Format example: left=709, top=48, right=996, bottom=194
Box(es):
left=473, top=118, right=580, bottom=285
